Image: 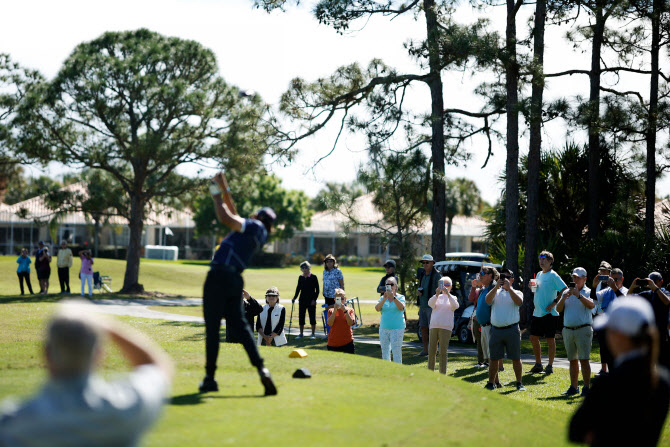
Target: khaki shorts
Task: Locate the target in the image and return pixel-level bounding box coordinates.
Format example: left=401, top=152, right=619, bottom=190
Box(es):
left=480, top=325, right=491, bottom=360
left=562, top=325, right=593, bottom=360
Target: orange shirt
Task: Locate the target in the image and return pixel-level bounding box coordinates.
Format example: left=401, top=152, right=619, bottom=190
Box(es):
left=327, top=307, right=355, bottom=347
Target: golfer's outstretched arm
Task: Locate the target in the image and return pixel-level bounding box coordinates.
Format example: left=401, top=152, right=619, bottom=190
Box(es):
left=211, top=173, right=243, bottom=232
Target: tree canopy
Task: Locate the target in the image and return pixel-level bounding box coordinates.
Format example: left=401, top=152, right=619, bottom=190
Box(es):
left=13, top=29, right=287, bottom=293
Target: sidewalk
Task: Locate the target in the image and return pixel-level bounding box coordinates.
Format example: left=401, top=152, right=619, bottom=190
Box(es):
left=90, top=297, right=600, bottom=371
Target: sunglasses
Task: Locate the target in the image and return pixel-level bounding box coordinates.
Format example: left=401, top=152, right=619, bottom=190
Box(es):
left=326, top=260, right=334, bottom=263
left=300, top=267, right=309, bottom=270
left=500, top=275, right=512, bottom=280
left=385, top=282, right=395, bottom=286
left=611, top=276, right=622, bottom=281
left=421, top=261, right=432, bottom=264
left=479, top=270, right=490, bottom=276
left=538, top=255, right=550, bottom=260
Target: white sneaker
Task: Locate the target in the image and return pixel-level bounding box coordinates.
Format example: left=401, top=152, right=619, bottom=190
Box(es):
left=310, top=335, right=316, bottom=339
left=295, top=335, right=303, bottom=340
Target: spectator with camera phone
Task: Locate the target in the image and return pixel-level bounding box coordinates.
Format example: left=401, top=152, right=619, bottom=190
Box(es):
left=375, top=276, right=406, bottom=363
left=628, top=272, right=670, bottom=368
left=484, top=268, right=525, bottom=391
left=556, top=267, right=594, bottom=396
left=427, top=277, right=458, bottom=374
left=292, top=261, right=319, bottom=340
left=468, top=273, right=486, bottom=367
left=416, top=254, right=441, bottom=356
left=326, top=288, right=356, bottom=354
left=590, top=267, right=627, bottom=374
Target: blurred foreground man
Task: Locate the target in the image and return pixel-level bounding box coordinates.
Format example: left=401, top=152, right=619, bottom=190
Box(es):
left=0, top=301, right=173, bottom=447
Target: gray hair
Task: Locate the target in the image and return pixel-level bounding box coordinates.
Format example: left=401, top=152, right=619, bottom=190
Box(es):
left=46, top=314, right=101, bottom=377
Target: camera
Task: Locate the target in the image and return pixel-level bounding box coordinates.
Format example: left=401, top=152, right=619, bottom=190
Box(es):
left=598, top=275, right=609, bottom=282
left=386, top=285, right=392, bottom=293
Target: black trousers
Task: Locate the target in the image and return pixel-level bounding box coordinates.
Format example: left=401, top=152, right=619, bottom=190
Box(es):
left=327, top=341, right=355, bottom=354
left=298, top=301, right=317, bottom=326
left=17, top=272, right=33, bottom=295
left=58, top=267, right=70, bottom=293
left=203, top=269, right=263, bottom=378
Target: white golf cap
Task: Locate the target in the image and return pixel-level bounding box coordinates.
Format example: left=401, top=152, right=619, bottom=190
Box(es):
left=593, top=296, right=656, bottom=337
left=420, top=254, right=434, bottom=263
left=572, top=267, right=587, bottom=278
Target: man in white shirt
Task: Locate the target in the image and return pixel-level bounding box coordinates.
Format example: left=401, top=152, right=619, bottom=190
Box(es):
left=0, top=301, right=173, bottom=447
left=484, top=268, right=525, bottom=392
left=557, top=267, right=595, bottom=396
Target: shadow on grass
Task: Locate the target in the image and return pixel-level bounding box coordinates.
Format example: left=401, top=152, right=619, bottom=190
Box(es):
left=0, top=294, right=70, bottom=304
left=537, top=394, right=582, bottom=404
left=170, top=392, right=263, bottom=405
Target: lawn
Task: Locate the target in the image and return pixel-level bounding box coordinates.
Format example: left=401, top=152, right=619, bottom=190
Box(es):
left=1, top=257, right=668, bottom=446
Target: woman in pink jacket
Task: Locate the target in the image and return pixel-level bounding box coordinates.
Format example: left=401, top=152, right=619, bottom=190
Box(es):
left=427, top=277, right=459, bottom=374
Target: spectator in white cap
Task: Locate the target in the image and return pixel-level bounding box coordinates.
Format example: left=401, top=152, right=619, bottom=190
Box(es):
left=569, top=296, right=670, bottom=446
left=415, top=254, right=440, bottom=356
left=628, top=272, right=670, bottom=368
left=556, top=267, right=594, bottom=396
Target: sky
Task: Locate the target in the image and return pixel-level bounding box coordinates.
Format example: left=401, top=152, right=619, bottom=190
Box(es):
left=2, top=0, right=668, bottom=202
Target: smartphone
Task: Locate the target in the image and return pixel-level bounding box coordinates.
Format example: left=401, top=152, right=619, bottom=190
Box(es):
left=386, top=285, right=392, bottom=293
left=598, top=275, right=609, bottom=282
left=569, top=282, right=576, bottom=288
left=334, top=297, right=341, bottom=305
left=438, top=280, right=444, bottom=289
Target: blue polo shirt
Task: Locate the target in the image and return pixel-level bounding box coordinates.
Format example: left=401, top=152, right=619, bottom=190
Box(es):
left=476, top=283, right=495, bottom=325
left=211, top=218, right=267, bottom=271
left=533, top=270, right=567, bottom=317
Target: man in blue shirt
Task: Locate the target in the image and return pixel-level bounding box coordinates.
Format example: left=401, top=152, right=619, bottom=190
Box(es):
left=530, top=250, right=568, bottom=375
left=476, top=266, right=498, bottom=372
left=199, top=172, right=278, bottom=396
left=590, top=267, right=627, bottom=374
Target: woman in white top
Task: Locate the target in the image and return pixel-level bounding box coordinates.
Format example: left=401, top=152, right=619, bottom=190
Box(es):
left=427, top=277, right=459, bottom=374
left=256, top=287, right=287, bottom=347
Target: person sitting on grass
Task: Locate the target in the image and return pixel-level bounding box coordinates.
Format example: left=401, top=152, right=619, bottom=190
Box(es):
left=326, top=288, right=356, bottom=354
left=569, top=297, right=670, bottom=446
left=0, top=300, right=173, bottom=447
left=256, top=287, right=287, bottom=347
left=292, top=261, right=319, bottom=339
left=375, top=276, right=406, bottom=364
left=427, top=277, right=459, bottom=374
left=529, top=250, right=568, bottom=375
left=484, top=268, right=525, bottom=392
left=556, top=267, right=594, bottom=397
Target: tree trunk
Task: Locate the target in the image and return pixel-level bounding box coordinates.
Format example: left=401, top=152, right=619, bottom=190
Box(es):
left=587, top=5, right=605, bottom=239
left=446, top=217, right=453, bottom=252
left=505, top=0, right=520, bottom=276
left=646, top=0, right=661, bottom=240
left=424, top=0, right=446, bottom=262
left=93, top=217, right=100, bottom=258
left=121, top=192, right=145, bottom=294
left=522, top=0, right=546, bottom=326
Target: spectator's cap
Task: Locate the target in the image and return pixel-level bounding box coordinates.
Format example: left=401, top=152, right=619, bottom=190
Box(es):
left=420, top=254, right=434, bottom=263
left=256, top=207, right=277, bottom=223
left=384, top=259, right=396, bottom=268
left=649, top=272, right=663, bottom=282
left=594, top=296, right=656, bottom=337
left=38, top=241, right=44, bottom=246
left=299, top=261, right=311, bottom=269
left=265, top=287, right=279, bottom=296
left=599, top=261, right=612, bottom=271
left=572, top=267, right=587, bottom=278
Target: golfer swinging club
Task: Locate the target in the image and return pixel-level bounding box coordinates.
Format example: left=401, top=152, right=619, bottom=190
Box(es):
left=199, top=171, right=278, bottom=396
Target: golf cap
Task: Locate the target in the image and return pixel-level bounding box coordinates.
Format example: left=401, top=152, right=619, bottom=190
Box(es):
left=593, top=296, right=656, bottom=337
left=384, top=259, right=396, bottom=268
left=572, top=267, right=587, bottom=278
left=265, top=287, right=279, bottom=296
left=649, top=272, right=663, bottom=282
left=38, top=241, right=44, bottom=245
left=599, top=261, right=612, bottom=271
left=420, top=254, right=434, bottom=263
left=256, top=207, right=277, bottom=223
